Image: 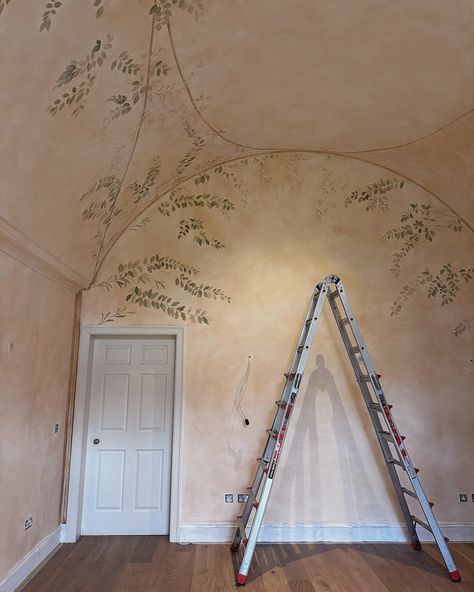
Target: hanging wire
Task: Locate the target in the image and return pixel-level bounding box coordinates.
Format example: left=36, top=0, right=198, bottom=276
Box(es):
left=227, top=355, right=252, bottom=452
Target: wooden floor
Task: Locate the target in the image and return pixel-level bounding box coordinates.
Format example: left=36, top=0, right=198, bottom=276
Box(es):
left=22, top=537, right=474, bottom=592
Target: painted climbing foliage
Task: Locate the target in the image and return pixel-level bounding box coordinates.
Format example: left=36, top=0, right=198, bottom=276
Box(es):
left=89, top=168, right=238, bottom=325
left=342, top=177, right=473, bottom=335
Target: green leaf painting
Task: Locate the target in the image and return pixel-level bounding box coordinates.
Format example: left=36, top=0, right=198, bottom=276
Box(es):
left=384, top=203, right=463, bottom=275
left=92, top=254, right=230, bottom=324
left=391, top=265, right=473, bottom=316
left=49, top=35, right=113, bottom=116
left=344, top=178, right=404, bottom=211
left=149, top=0, right=205, bottom=31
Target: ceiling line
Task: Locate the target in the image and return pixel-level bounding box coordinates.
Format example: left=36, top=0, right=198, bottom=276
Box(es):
left=167, top=23, right=474, bottom=157
left=166, top=22, right=260, bottom=151
left=345, top=108, right=474, bottom=155
left=90, top=14, right=156, bottom=284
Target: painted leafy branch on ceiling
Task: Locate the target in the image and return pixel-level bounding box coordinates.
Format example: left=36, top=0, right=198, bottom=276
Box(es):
left=89, top=160, right=239, bottom=325
left=40, top=0, right=104, bottom=32
left=384, top=203, right=463, bottom=275
left=0, top=0, right=12, bottom=16
left=391, top=265, right=473, bottom=315
left=343, top=177, right=473, bottom=332
left=48, top=37, right=170, bottom=120
left=157, top=189, right=233, bottom=248
left=150, top=0, right=205, bottom=30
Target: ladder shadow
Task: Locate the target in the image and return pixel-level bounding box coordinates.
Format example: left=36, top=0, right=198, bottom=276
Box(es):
left=274, top=353, right=385, bottom=524
left=230, top=542, right=452, bottom=583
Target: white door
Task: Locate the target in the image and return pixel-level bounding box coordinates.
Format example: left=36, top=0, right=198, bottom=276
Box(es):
left=81, top=337, right=175, bottom=535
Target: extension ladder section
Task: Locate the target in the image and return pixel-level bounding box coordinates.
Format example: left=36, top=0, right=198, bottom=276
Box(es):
left=231, top=274, right=461, bottom=586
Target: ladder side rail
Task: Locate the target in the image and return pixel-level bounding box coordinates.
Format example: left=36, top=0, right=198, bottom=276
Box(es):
left=327, top=288, right=419, bottom=547
left=333, top=281, right=459, bottom=579
left=236, top=281, right=330, bottom=585
left=231, top=462, right=266, bottom=550
left=232, top=284, right=323, bottom=551
left=410, top=478, right=458, bottom=574
left=264, top=286, right=321, bottom=459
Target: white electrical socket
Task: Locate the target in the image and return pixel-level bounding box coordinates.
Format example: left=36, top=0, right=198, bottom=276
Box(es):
left=225, top=494, right=233, bottom=503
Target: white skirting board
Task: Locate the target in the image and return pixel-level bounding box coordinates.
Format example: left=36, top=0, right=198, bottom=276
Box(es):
left=178, top=522, right=474, bottom=544
left=0, top=526, right=62, bottom=592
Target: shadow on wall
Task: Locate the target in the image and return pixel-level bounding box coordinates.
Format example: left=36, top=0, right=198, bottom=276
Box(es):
left=277, top=353, right=385, bottom=525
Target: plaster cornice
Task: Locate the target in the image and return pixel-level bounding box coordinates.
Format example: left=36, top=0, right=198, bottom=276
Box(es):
left=0, top=216, right=89, bottom=292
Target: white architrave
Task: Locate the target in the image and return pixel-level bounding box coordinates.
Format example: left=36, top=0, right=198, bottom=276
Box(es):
left=64, top=325, right=185, bottom=543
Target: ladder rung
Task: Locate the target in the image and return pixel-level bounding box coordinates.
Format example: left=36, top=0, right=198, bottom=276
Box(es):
left=402, top=487, right=417, bottom=499
left=412, top=515, right=432, bottom=533
left=339, top=317, right=351, bottom=326
left=368, top=402, right=383, bottom=413
left=328, top=290, right=339, bottom=301
left=388, top=458, right=403, bottom=468
left=379, top=431, right=394, bottom=443
left=237, top=517, right=247, bottom=538
left=359, top=374, right=371, bottom=382
left=275, top=400, right=287, bottom=409
left=266, top=429, right=278, bottom=439
left=348, top=346, right=361, bottom=354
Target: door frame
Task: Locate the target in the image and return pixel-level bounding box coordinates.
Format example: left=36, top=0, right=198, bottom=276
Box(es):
left=63, top=325, right=185, bottom=543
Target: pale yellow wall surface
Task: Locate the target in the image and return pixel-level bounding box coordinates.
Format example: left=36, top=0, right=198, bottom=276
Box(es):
left=0, top=253, right=75, bottom=580
left=82, top=153, right=474, bottom=528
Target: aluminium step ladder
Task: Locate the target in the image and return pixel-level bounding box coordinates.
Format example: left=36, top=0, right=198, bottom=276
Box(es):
left=231, top=274, right=461, bottom=586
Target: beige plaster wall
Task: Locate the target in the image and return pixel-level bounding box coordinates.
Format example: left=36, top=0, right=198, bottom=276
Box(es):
left=0, top=253, right=75, bottom=580
left=82, top=152, right=474, bottom=531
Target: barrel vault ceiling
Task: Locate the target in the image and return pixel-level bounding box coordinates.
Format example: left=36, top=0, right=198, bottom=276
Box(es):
left=0, top=0, right=473, bottom=285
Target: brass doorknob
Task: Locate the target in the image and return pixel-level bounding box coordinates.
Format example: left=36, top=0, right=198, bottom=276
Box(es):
left=93, top=438, right=100, bottom=445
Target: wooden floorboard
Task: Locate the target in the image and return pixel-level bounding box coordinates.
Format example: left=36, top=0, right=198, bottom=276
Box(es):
left=20, top=538, right=474, bottom=592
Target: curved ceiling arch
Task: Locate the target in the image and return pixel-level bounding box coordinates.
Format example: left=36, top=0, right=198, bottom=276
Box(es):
left=96, top=143, right=474, bottom=282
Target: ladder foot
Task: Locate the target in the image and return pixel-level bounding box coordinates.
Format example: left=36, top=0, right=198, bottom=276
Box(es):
left=236, top=573, right=247, bottom=586
left=412, top=541, right=422, bottom=551
left=449, top=569, right=461, bottom=582
left=230, top=543, right=240, bottom=553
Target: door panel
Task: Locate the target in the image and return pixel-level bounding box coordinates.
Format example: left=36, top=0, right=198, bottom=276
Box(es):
left=81, top=337, right=175, bottom=535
